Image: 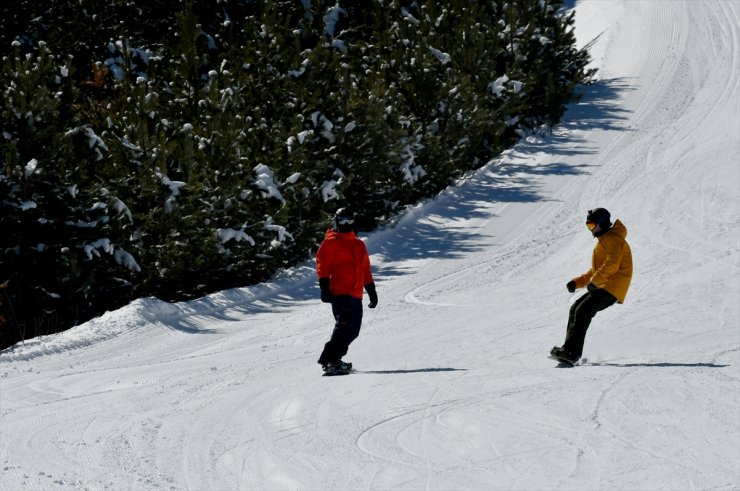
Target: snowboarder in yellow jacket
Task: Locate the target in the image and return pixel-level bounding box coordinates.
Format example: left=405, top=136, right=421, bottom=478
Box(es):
left=551, top=208, right=633, bottom=364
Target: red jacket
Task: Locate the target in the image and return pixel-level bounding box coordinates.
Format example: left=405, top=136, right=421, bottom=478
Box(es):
left=316, top=229, right=373, bottom=299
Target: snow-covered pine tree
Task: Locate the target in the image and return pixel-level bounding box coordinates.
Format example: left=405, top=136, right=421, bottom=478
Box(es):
left=1, top=41, right=138, bottom=345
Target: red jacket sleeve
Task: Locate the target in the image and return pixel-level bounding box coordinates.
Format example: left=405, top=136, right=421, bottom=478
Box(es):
left=315, top=238, right=334, bottom=279
left=359, top=241, right=373, bottom=286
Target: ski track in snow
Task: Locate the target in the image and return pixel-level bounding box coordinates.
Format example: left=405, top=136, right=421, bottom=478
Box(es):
left=2, top=1, right=740, bottom=490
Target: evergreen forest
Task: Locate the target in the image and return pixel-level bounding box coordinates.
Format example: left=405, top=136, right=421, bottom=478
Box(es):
left=0, top=0, right=595, bottom=350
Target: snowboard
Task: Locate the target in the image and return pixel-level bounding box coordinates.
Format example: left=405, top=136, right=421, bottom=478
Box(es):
left=322, top=368, right=352, bottom=376
left=322, top=362, right=353, bottom=376
left=548, top=354, right=578, bottom=367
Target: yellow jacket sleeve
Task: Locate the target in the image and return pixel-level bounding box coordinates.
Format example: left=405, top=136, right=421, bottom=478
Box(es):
left=590, top=235, right=624, bottom=289
left=573, top=268, right=593, bottom=289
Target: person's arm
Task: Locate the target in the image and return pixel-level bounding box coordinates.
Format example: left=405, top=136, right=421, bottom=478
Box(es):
left=572, top=267, right=593, bottom=290
left=316, top=240, right=334, bottom=302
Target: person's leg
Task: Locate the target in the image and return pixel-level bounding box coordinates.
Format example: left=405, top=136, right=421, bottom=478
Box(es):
left=318, top=296, right=363, bottom=365
left=562, top=290, right=616, bottom=358
left=552, top=294, right=589, bottom=358
left=342, top=297, right=363, bottom=352
left=565, top=293, right=589, bottom=340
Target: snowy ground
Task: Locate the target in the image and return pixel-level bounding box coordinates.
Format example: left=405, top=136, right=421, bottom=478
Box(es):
left=2, top=1, right=739, bottom=490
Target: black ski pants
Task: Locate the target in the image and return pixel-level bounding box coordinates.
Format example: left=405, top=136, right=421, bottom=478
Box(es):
left=562, top=288, right=617, bottom=358
left=318, top=295, right=363, bottom=365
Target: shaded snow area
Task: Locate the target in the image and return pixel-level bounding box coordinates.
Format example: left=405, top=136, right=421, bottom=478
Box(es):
left=2, top=1, right=739, bottom=490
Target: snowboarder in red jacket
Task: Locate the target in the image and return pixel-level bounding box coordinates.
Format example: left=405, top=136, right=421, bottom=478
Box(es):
left=316, top=208, right=378, bottom=373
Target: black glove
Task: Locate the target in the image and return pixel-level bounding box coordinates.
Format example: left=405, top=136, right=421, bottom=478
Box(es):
left=365, top=282, right=378, bottom=309
left=566, top=280, right=576, bottom=293
left=319, top=278, right=333, bottom=303
left=587, top=282, right=598, bottom=293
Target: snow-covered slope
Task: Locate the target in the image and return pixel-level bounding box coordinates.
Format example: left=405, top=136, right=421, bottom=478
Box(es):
left=2, top=1, right=739, bottom=490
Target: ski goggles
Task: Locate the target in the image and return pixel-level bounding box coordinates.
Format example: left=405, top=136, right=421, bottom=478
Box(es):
left=586, top=221, right=597, bottom=231
left=336, top=216, right=354, bottom=225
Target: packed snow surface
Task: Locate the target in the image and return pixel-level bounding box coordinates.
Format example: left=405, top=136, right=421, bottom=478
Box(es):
left=2, top=1, right=739, bottom=490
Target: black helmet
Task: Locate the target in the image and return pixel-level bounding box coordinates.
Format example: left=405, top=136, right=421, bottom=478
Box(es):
left=333, top=207, right=355, bottom=233
left=586, top=208, right=611, bottom=229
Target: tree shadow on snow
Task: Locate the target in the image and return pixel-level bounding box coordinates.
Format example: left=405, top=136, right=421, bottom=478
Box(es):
left=139, top=266, right=323, bottom=333
left=369, top=78, right=632, bottom=278
left=560, top=0, right=577, bottom=10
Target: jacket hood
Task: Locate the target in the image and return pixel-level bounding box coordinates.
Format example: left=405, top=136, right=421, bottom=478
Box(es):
left=604, top=219, right=627, bottom=241
left=325, top=228, right=356, bottom=240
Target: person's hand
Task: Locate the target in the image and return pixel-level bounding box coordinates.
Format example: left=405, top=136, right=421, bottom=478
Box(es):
left=365, top=282, right=378, bottom=309
left=319, top=278, right=333, bottom=303
left=566, top=280, right=576, bottom=293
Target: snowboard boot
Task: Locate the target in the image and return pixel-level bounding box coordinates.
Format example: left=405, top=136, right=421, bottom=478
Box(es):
left=550, top=346, right=580, bottom=364
left=322, top=360, right=352, bottom=374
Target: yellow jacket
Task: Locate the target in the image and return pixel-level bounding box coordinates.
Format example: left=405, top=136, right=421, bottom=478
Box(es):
left=573, top=219, right=633, bottom=303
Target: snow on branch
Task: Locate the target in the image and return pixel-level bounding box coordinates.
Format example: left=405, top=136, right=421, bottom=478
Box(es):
left=429, top=47, right=451, bottom=64
left=110, top=197, right=133, bottom=223
left=114, top=249, right=141, bottom=272
left=324, top=4, right=347, bottom=37
left=399, top=140, right=427, bottom=184
left=265, top=217, right=294, bottom=248
left=311, top=111, right=335, bottom=143
left=154, top=170, right=185, bottom=215
left=25, top=159, right=39, bottom=177
left=217, top=228, right=255, bottom=246
left=82, top=239, right=141, bottom=272
left=489, top=75, right=524, bottom=97
left=320, top=180, right=340, bottom=202
left=65, top=126, right=109, bottom=161
left=286, top=130, right=313, bottom=153
left=285, top=173, right=301, bottom=185
left=253, top=164, right=286, bottom=204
